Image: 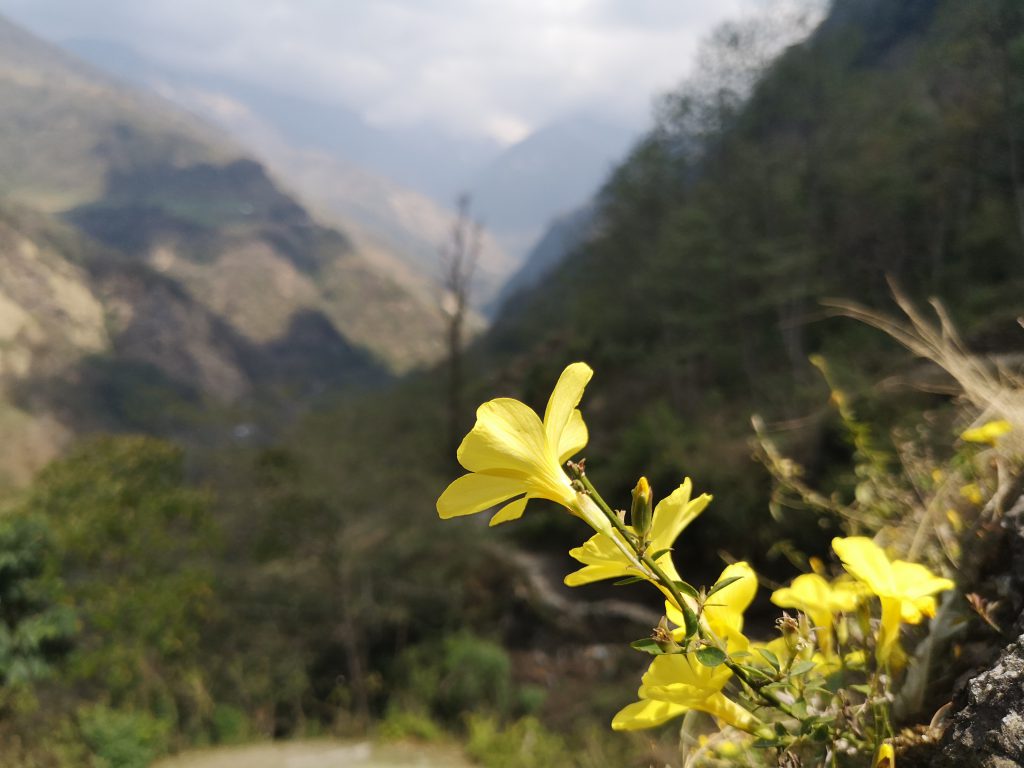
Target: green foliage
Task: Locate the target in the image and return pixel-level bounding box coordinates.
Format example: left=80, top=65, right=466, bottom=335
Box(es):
left=377, top=706, right=445, bottom=743
left=0, top=514, right=74, bottom=690
left=209, top=704, right=251, bottom=746
left=437, top=633, right=513, bottom=721
left=21, top=436, right=219, bottom=732
left=77, top=706, right=170, bottom=768
left=391, top=632, right=513, bottom=724
left=464, top=715, right=574, bottom=768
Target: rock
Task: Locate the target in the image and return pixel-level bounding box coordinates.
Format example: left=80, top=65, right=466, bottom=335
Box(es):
left=905, top=492, right=1024, bottom=767
left=929, top=639, right=1024, bottom=766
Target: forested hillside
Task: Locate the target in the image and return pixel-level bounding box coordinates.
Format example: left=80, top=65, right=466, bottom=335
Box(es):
left=476, top=0, right=1024, bottom=567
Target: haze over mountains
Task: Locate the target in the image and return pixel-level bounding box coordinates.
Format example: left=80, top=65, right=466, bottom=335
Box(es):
left=63, top=37, right=639, bottom=300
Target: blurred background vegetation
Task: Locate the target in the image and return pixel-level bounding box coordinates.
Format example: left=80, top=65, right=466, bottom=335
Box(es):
left=0, top=0, right=1023, bottom=765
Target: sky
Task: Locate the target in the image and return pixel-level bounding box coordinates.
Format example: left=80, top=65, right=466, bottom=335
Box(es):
left=0, top=0, right=767, bottom=144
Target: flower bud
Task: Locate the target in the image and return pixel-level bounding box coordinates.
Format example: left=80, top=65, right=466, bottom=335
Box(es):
left=652, top=616, right=680, bottom=653
left=631, top=477, right=654, bottom=537
left=874, top=742, right=894, bottom=768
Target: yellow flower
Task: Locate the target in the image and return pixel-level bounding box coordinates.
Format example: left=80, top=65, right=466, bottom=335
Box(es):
left=961, top=419, right=1012, bottom=445
left=875, top=741, right=895, bottom=768
left=662, top=561, right=757, bottom=640
left=960, top=482, right=984, bottom=505
left=611, top=645, right=758, bottom=733
left=611, top=564, right=759, bottom=733
left=832, top=537, right=954, bottom=665
left=563, top=478, right=710, bottom=590
left=436, top=363, right=611, bottom=533
left=771, top=573, right=864, bottom=657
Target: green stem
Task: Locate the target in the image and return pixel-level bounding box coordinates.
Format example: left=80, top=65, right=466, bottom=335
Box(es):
left=573, top=472, right=639, bottom=547
left=568, top=463, right=802, bottom=720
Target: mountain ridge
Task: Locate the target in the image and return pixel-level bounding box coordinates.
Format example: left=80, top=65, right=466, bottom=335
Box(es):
left=0, top=14, right=450, bottom=484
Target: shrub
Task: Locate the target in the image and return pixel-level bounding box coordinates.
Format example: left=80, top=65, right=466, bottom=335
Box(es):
left=78, top=706, right=169, bottom=768
left=465, top=714, right=574, bottom=768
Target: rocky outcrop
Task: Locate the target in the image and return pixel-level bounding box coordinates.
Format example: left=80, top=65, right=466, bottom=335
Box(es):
left=904, top=492, right=1024, bottom=767
left=933, top=640, right=1024, bottom=767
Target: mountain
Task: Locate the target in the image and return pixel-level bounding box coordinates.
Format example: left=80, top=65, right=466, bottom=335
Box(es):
left=61, top=37, right=517, bottom=310
left=488, top=203, right=598, bottom=314
left=0, top=14, right=450, bottom=483
left=469, top=115, right=637, bottom=259
left=62, top=38, right=643, bottom=301
left=62, top=37, right=502, bottom=205
left=0, top=13, right=445, bottom=371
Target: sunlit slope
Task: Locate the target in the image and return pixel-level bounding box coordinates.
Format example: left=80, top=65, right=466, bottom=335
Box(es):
left=0, top=14, right=444, bottom=373
left=0, top=203, right=402, bottom=486
left=61, top=38, right=516, bottom=312
left=0, top=15, right=232, bottom=212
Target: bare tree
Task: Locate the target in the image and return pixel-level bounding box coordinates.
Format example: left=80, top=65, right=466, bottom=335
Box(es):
left=440, top=194, right=482, bottom=459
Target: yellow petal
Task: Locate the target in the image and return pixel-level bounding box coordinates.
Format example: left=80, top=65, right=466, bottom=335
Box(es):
left=557, top=408, right=588, bottom=463
left=875, top=742, right=895, bottom=768
left=458, top=398, right=550, bottom=476
left=830, top=578, right=869, bottom=612
left=961, top=419, right=1011, bottom=445
left=699, top=692, right=760, bottom=732
left=543, top=363, right=593, bottom=451
left=960, top=483, right=984, bottom=505
left=704, top=562, right=757, bottom=636
left=876, top=596, right=903, bottom=666
left=489, top=495, right=530, bottom=526
left=946, top=508, right=964, bottom=533
left=648, top=479, right=711, bottom=553
left=564, top=533, right=636, bottom=585
left=564, top=563, right=634, bottom=587
left=771, top=573, right=835, bottom=654
left=832, top=536, right=895, bottom=596
left=611, top=699, right=687, bottom=731
left=436, top=473, right=525, bottom=519
left=890, top=561, right=955, bottom=601
left=641, top=653, right=731, bottom=696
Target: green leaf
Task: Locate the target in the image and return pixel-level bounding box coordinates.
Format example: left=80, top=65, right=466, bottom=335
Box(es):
left=613, top=576, right=646, bottom=586
left=630, top=638, right=667, bottom=655
left=649, top=548, right=672, bottom=561
left=849, top=684, right=872, bottom=696
left=707, top=575, right=745, bottom=597
left=678, top=602, right=699, bottom=639
left=695, top=647, right=727, bottom=667
left=758, top=648, right=781, bottom=672
left=672, top=580, right=700, bottom=600
left=789, top=660, right=817, bottom=677
left=735, top=663, right=774, bottom=681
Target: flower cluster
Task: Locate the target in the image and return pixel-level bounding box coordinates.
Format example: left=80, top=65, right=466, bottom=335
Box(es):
left=437, top=363, right=957, bottom=766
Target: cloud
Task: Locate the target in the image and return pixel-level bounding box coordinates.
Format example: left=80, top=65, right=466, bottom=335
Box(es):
left=0, top=0, right=769, bottom=142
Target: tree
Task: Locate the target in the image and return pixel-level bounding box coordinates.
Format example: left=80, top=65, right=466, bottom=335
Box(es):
left=440, top=194, right=482, bottom=459
left=23, top=436, right=219, bottom=726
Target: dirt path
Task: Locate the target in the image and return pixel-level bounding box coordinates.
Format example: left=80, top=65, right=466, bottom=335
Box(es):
left=154, top=740, right=473, bottom=768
